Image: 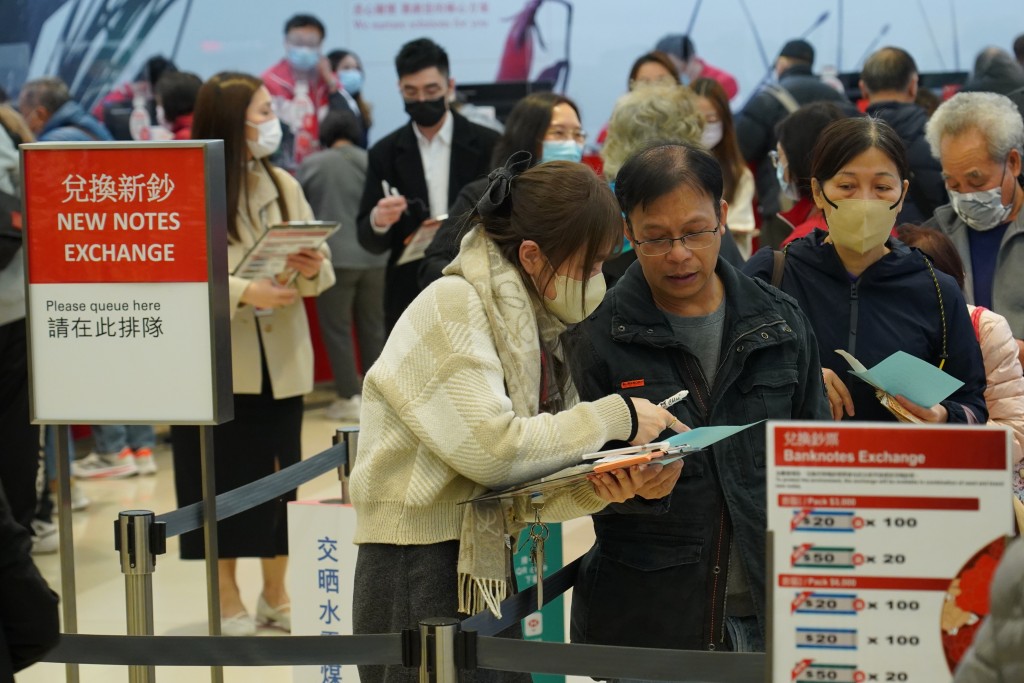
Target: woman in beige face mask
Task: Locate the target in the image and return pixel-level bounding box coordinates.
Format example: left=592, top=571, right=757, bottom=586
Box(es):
left=743, top=117, right=989, bottom=426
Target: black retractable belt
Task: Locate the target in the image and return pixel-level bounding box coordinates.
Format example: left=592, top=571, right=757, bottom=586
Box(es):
left=155, top=442, right=347, bottom=538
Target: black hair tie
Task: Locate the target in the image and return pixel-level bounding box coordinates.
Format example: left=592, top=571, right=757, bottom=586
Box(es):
left=476, top=150, right=532, bottom=219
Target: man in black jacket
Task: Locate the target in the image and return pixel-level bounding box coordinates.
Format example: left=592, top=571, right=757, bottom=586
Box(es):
left=736, top=39, right=851, bottom=219
left=860, top=47, right=947, bottom=222
left=567, top=143, right=830, bottom=654
left=356, top=38, right=499, bottom=331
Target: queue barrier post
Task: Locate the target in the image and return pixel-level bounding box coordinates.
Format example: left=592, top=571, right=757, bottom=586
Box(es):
left=115, top=510, right=166, bottom=683
left=418, top=618, right=460, bottom=683
left=336, top=426, right=359, bottom=503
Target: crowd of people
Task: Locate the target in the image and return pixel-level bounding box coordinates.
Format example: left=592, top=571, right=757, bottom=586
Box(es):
left=2, top=10, right=1024, bottom=680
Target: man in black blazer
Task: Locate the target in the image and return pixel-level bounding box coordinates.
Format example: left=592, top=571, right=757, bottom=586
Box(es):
left=357, top=38, right=500, bottom=331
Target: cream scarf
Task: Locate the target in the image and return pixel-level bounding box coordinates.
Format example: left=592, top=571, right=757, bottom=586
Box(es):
left=444, top=227, right=568, bottom=617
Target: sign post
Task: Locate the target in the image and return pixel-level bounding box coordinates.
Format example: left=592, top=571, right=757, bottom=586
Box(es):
left=21, top=140, right=230, bottom=682
left=766, top=422, right=1012, bottom=683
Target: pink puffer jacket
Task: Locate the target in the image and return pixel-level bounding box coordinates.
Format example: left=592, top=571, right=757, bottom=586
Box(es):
left=969, top=305, right=1024, bottom=465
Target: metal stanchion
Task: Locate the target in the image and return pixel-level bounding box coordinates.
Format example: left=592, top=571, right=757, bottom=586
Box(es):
left=335, top=427, right=358, bottom=503
left=54, top=425, right=80, bottom=683
left=419, top=618, right=459, bottom=683
left=116, top=510, right=165, bottom=683
left=198, top=425, right=224, bottom=683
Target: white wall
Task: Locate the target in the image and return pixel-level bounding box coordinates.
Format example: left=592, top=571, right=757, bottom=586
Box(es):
left=25, top=0, right=1024, bottom=145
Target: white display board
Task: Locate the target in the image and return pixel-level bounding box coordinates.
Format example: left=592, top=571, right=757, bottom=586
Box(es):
left=21, top=141, right=231, bottom=424
left=766, top=421, right=1013, bottom=683
left=289, top=500, right=360, bottom=683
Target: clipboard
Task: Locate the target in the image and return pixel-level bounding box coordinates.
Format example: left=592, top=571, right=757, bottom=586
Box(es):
left=232, top=220, right=339, bottom=281
left=394, top=219, right=445, bottom=266
left=462, top=421, right=764, bottom=505
left=463, top=444, right=697, bottom=504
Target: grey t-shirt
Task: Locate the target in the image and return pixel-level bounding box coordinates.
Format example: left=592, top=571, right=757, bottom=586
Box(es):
left=663, top=300, right=726, bottom=388
left=664, top=300, right=754, bottom=616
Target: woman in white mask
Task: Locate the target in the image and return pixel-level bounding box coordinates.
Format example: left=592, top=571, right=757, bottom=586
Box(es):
left=350, top=159, right=683, bottom=683
left=691, top=77, right=756, bottom=257
left=418, top=92, right=586, bottom=286
left=327, top=49, right=372, bottom=148
left=171, top=72, right=334, bottom=636
left=744, top=116, right=988, bottom=426
left=759, top=101, right=847, bottom=249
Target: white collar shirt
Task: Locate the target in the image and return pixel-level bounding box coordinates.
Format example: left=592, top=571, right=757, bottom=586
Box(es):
left=412, top=111, right=454, bottom=219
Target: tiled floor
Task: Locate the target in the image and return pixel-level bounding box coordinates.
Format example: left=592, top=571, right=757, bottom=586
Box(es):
left=17, top=393, right=596, bottom=683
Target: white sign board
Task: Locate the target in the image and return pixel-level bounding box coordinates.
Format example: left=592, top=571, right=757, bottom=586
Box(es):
left=21, top=141, right=231, bottom=424
left=289, top=500, right=360, bottom=683
left=766, top=422, right=1013, bottom=683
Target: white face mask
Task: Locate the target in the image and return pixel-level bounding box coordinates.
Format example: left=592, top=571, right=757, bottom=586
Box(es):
left=544, top=271, right=606, bottom=324
left=776, top=160, right=801, bottom=201
left=700, top=121, right=723, bottom=149
left=949, top=163, right=1016, bottom=231
left=246, top=117, right=282, bottom=158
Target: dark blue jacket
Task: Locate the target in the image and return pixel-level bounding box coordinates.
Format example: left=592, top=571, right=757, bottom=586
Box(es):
left=736, top=65, right=853, bottom=217
left=865, top=101, right=947, bottom=222
left=38, top=101, right=113, bottom=143
left=565, top=258, right=830, bottom=651
left=744, top=230, right=988, bottom=423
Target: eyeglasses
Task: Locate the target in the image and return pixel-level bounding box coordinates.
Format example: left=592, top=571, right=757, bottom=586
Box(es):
left=633, top=225, right=721, bottom=256
left=545, top=127, right=587, bottom=144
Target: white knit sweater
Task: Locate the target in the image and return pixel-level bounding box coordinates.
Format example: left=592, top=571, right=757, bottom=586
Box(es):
left=351, top=228, right=634, bottom=546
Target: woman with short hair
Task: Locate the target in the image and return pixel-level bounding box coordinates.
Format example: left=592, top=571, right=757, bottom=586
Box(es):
left=745, top=117, right=987, bottom=424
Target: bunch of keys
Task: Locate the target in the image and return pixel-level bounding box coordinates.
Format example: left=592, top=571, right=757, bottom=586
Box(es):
left=526, top=496, right=549, bottom=611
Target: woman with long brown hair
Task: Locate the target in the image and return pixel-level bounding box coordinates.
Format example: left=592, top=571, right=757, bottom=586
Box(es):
left=691, top=77, right=757, bottom=257
left=171, top=71, right=334, bottom=636
left=350, top=159, right=682, bottom=683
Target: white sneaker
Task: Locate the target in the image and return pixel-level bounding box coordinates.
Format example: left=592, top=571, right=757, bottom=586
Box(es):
left=324, top=395, right=361, bottom=422
left=134, top=447, right=157, bottom=476
left=220, top=610, right=257, bottom=636
left=72, top=448, right=138, bottom=479
left=70, top=483, right=90, bottom=511
left=31, top=519, right=58, bottom=555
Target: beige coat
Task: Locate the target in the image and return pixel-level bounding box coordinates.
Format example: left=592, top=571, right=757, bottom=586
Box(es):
left=970, top=305, right=1024, bottom=464
left=227, top=163, right=334, bottom=398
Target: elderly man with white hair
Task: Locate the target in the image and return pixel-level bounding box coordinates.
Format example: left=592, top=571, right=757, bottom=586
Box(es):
left=925, top=91, right=1024, bottom=366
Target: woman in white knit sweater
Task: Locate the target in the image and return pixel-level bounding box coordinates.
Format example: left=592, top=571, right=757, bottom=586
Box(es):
left=350, top=159, right=683, bottom=683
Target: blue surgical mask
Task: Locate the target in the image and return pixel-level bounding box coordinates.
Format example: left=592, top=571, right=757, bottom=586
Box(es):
left=776, top=161, right=800, bottom=201
left=287, top=46, right=320, bottom=72
left=541, top=139, right=583, bottom=164
left=338, top=69, right=363, bottom=96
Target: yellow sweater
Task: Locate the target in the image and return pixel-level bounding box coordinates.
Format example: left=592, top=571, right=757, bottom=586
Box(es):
left=351, top=228, right=634, bottom=546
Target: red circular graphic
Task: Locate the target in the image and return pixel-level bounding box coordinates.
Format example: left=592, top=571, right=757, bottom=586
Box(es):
left=853, top=553, right=865, bottom=566
left=854, top=599, right=866, bottom=611
left=854, top=671, right=866, bottom=682
left=853, top=517, right=865, bottom=529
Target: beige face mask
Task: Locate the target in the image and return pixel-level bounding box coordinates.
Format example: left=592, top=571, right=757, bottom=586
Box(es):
left=544, top=271, right=606, bottom=324
left=822, top=193, right=901, bottom=254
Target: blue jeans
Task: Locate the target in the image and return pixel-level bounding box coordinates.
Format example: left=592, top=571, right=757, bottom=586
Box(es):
left=724, top=614, right=764, bottom=652
left=92, top=425, right=156, bottom=454
left=43, top=425, right=76, bottom=483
